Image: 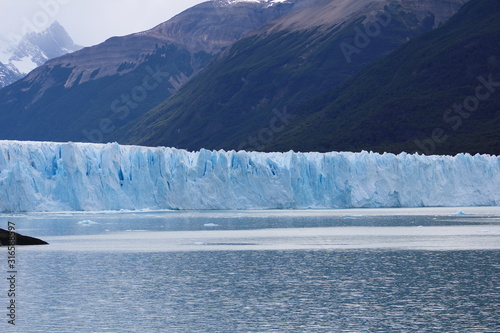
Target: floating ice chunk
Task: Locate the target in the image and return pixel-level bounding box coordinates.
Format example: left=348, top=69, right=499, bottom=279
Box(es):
left=455, top=210, right=472, bottom=215
left=77, top=220, right=98, bottom=226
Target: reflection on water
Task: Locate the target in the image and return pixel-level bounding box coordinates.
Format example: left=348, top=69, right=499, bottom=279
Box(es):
left=0, top=208, right=499, bottom=332
left=9, top=250, right=500, bottom=332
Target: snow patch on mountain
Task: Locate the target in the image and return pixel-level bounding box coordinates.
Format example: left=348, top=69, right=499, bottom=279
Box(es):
left=9, top=56, right=38, bottom=74
left=0, top=21, right=81, bottom=88
left=0, top=141, right=498, bottom=212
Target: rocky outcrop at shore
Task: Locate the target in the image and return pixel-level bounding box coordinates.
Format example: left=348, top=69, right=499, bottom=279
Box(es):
left=0, top=227, right=48, bottom=246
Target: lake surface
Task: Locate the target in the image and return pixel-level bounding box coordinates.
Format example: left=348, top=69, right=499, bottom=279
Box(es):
left=1, top=208, right=499, bottom=332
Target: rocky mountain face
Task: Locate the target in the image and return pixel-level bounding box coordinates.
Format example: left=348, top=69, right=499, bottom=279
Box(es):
left=264, top=0, right=500, bottom=155
left=0, top=21, right=81, bottom=88
left=37, top=1, right=297, bottom=89
left=0, top=62, right=22, bottom=88
left=0, top=0, right=298, bottom=142
left=121, top=0, right=469, bottom=151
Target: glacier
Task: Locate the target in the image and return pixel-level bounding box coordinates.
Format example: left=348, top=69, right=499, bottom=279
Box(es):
left=0, top=140, right=498, bottom=212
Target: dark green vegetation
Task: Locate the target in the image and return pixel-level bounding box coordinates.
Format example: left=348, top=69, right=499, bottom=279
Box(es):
left=123, top=0, right=499, bottom=155
left=0, top=45, right=210, bottom=142
left=121, top=1, right=441, bottom=151
left=266, top=0, right=500, bottom=155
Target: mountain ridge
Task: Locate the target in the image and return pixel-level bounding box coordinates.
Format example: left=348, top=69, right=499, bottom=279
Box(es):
left=26, top=1, right=298, bottom=90
left=0, top=0, right=300, bottom=143
left=0, top=21, right=81, bottom=88
left=121, top=0, right=468, bottom=151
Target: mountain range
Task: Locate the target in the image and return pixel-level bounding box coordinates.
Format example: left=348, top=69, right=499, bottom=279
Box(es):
left=0, top=21, right=81, bottom=88
left=0, top=0, right=498, bottom=155
left=0, top=0, right=298, bottom=142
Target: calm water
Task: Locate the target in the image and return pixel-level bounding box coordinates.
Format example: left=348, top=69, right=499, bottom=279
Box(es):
left=1, top=208, right=499, bottom=332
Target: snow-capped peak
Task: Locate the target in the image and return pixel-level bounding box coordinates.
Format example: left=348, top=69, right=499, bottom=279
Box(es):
left=0, top=21, right=81, bottom=88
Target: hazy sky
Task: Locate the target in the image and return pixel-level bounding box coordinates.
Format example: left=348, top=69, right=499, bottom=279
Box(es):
left=0, top=0, right=206, bottom=48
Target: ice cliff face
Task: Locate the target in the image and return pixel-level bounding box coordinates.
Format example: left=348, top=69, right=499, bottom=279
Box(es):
left=0, top=141, right=498, bottom=212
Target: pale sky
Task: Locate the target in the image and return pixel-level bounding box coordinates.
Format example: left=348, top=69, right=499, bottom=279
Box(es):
left=0, top=0, right=207, bottom=48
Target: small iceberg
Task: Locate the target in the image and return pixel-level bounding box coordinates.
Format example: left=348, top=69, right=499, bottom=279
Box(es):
left=455, top=210, right=472, bottom=215
left=77, top=220, right=99, bottom=226
left=204, top=223, right=219, bottom=227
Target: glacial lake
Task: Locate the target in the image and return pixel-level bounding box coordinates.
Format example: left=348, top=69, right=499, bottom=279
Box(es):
left=1, top=207, right=499, bottom=332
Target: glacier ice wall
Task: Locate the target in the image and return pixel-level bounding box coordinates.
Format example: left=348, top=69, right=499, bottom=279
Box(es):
left=0, top=141, right=499, bottom=212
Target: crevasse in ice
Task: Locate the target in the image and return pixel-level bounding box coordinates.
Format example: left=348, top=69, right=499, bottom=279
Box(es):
left=0, top=141, right=498, bottom=212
